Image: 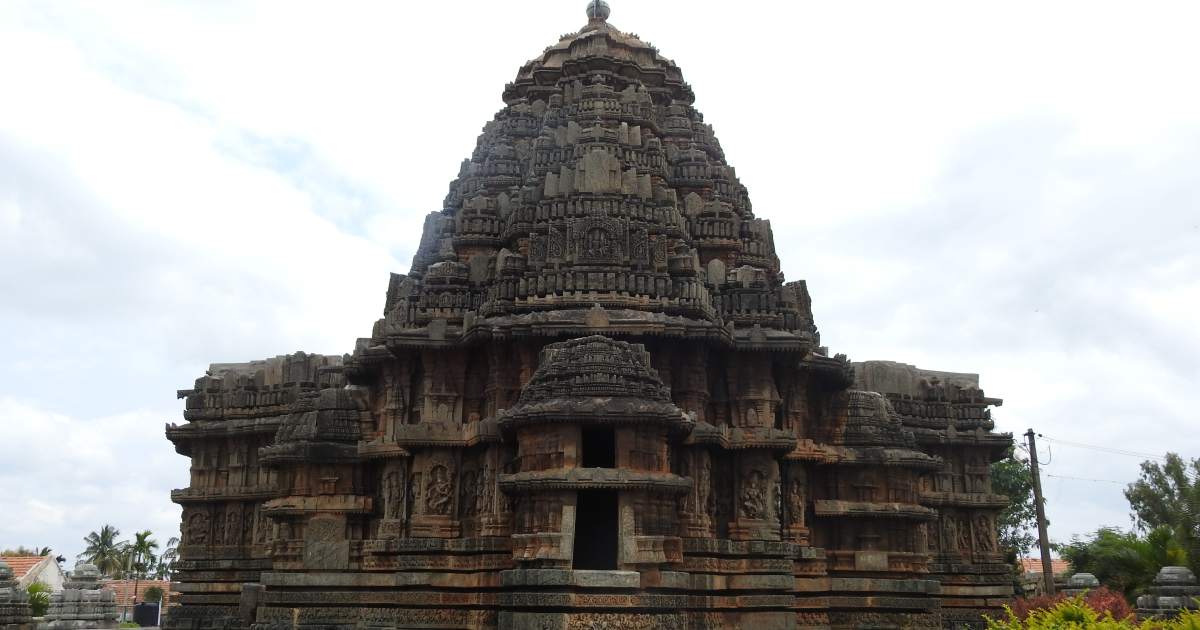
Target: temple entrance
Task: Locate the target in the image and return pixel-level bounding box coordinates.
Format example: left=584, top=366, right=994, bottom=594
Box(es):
left=580, top=425, right=615, bottom=468
left=573, top=489, right=619, bottom=570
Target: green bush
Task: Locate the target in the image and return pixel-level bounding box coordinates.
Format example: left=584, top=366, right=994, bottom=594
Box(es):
left=26, top=581, right=51, bottom=617
left=119, top=622, right=140, bottom=628
left=142, top=586, right=164, bottom=603
left=988, top=594, right=1200, bottom=630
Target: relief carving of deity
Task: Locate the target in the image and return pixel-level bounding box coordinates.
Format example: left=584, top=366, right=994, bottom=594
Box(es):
left=382, top=470, right=405, bottom=520
left=924, top=522, right=937, bottom=551
left=772, top=476, right=782, bottom=523
left=242, top=511, right=254, bottom=544
left=581, top=228, right=615, bottom=261
left=957, top=517, right=971, bottom=550
left=973, top=514, right=995, bottom=552
left=460, top=470, right=478, bottom=518
left=941, top=515, right=957, bottom=552
left=186, top=510, right=211, bottom=545
left=740, top=470, right=766, bottom=520
left=426, top=465, right=454, bottom=516
left=255, top=509, right=267, bottom=544
left=477, top=463, right=495, bottom=515
left=787, top=479, right=806, bottom=527
left=408, top=473, right=421, bottom=520
left=698, top=460, right=713, bottom=518
left=226, top=511, right=239, bottom=545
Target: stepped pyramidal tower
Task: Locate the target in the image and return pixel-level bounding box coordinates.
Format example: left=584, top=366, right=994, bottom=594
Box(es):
left=166, top=3, right=1016, bottom=629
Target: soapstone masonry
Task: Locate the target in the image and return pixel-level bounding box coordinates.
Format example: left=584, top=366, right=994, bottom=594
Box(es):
left=166, top=5, right=1015, bottom=629
left=40, top=564, right=119, bottom=630
left=0, top=559, right=32, bottom=630
left=1136, top=567, right=1200, bottom=621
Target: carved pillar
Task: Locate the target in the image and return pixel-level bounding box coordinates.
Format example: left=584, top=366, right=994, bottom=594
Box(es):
left=419, top=350, right=467, bottom=424
left=678, top=448, right=714, bottom=538
left=725, top=355, right=781, bottom=429
left=673, top=346, right=711, bottom=423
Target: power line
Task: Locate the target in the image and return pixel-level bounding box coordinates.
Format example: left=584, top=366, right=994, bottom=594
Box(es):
left=1038, top=437, right=1168, bottom=461
left=1045, top=474, right=1125, bottom=484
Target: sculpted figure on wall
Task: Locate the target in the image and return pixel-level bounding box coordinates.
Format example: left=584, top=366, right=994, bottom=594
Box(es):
left=740, top=470, right=766, bottom=520
left=941, top=514, right=957, bottom=552
left=186, top=510, right=210, bottom=545
left=460, top=469, right=478, bottom=517
left=477, top=463, right=495, bottom=515
left=973, top=514, right=994, bottom=552
left=426, top=465, right=454, bottom=516
left=787, top=477, right=806, bottom=527
left=772, top=476, right=782, bottom=524
left=382, top=470, right=405, bottom=520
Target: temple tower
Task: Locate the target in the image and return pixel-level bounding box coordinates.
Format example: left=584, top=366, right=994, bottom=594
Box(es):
left=166, top=4, right=1014, bottom=630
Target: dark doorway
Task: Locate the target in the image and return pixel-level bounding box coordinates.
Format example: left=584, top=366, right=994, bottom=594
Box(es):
left=573, top=489, right=619, bottom=570
left=581, top=425, right=616, bottom=468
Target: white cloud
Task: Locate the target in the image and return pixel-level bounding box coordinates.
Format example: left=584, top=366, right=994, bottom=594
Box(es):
left=0, top=398, right=187, bottom=561
left=790, top=117, right=1200, bottom=539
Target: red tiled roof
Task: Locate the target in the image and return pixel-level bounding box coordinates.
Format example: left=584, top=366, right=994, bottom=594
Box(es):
left=0, top=556, right=46, bottom=580
left=1016, top=558, right=1071, bottom=575
left=100, top=580, right=173, bottom=607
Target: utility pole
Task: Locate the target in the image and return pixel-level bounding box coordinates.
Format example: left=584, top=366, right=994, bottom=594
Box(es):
left=1026, top=429, right=1055, bottom=597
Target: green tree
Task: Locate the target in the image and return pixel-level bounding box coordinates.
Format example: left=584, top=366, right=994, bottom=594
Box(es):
left=79, top=525, right=126, bottom=577
left=123, top=531, right=158, bottom=617
left=992, top=445, right=1038, bottom=595
left=1123, top=453, right=1200, bottom=532
left=993, top=445, right=1038, bottom=557
left=1178, top=473, right=1200, bottom=576
left=1, top=546, right=52, bottom=557
left=26, top=581, right=52, bottom=617
left=1057, top=526, right=1186, bottom=602
left=152, top=537, right=179, bottom=580
left=142, top=586, right=164, bottom=603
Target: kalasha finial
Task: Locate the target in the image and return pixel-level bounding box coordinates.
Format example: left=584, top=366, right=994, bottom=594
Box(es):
left=586, top=0, right=611, bottom=20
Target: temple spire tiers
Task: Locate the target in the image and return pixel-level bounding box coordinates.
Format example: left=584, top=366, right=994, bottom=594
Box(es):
left=42, top=563, right=119, bottom=630
left=0, top=559, right=32, bottom=630
left=167, top=6, right=1014, bottom=630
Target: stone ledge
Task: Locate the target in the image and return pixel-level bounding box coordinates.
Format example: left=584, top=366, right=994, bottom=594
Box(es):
left=812, top=500, right=938, bottom=520
left=501, top=570, right=640, bottom=588
left=498, top=468, right=692, bottom=493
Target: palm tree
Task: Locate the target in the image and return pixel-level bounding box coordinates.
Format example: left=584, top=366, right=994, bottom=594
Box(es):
left=1178, top=475, right=1200, bottom=576
left=125, top=531, right=159, bottom=618
left=153, top=537, right=179, bottom=580
left=26, top=581, right=52, bottom=617
left=1059, top=525, right=1188, bottom=601
left=78, top=526, right=125, bottom=577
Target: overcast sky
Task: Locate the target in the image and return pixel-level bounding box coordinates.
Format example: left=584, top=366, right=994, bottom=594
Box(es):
left=2, top=0, right=1198, bottom=564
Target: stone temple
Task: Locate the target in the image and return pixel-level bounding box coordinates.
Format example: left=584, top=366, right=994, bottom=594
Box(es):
left=166, top=4, right=1015, bottom=630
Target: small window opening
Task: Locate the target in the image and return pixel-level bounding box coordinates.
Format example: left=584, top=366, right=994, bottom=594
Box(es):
left=580, top=425, right=616, bottom=468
